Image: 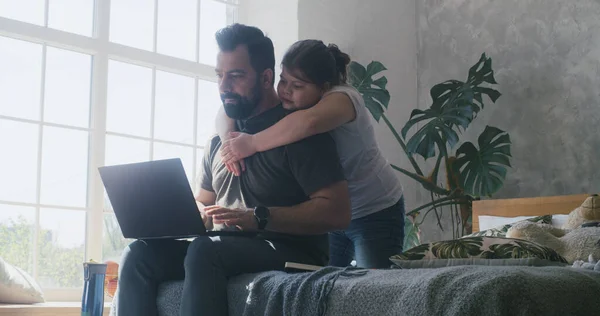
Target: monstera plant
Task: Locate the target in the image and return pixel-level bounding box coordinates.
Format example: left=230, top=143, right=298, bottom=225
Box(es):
left=348, top=53, right=512, bottom=249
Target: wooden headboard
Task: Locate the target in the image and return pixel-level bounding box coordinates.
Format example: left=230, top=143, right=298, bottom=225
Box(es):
left=471, top=193, right=590, bottom=232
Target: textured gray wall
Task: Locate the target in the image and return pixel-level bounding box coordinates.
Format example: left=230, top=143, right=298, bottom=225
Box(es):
left=417, top=0, right=600, bottom=240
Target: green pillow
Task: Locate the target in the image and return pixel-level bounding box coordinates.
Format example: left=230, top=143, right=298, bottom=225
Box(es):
left=462, top=215, right=553, bottom=238
left=391, top=236, right=567, bottom=263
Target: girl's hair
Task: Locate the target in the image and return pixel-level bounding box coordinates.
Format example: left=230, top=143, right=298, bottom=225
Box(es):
left=281, top=39, right=351, bottom=87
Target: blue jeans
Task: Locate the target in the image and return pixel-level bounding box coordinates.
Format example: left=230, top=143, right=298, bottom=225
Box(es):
left=329, top=197, right=405, bottom=268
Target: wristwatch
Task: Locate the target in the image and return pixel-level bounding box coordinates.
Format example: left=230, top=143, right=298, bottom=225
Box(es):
left=253, top=206, right=270, bottom=230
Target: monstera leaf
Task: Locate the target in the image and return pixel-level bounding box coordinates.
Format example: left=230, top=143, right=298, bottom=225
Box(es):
left=401, top=104, right=473, bottom=159
left=431, top=53, right=501, bottom=113
left=453, top=126, right=512, bottom=197
left=402, top=53, right=501, bottom=160
left=348, top=61, right=390, bottom=121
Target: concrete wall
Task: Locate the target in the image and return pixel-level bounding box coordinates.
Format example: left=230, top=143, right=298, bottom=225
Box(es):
left=417, top=0, right=600, bottom=240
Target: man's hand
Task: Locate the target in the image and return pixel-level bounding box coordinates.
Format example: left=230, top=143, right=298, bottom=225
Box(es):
left=204, top=206, right=258, bottom=231
left=197, top=201, right=213, bottom=230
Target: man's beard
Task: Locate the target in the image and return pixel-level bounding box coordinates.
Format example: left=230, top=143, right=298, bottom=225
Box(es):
left=221, top=82, right=262, bottom=120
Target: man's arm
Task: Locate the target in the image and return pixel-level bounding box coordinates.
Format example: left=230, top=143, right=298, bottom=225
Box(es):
left=268, top=131, right=350, bottom=235
left=195, top=188, right=216, bottom=230
left=267, top=181, right=351, bottom=235
left=207, top=181, right=351, bottom=235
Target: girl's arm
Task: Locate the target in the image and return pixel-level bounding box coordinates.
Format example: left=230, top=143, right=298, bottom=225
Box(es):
left=254, top=92, right=356, bottom=152
left=215, top=106, right=245, bottom=175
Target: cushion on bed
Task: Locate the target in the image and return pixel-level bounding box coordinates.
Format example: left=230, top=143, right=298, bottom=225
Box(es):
left=390, top=236, right=568, bottom=264
left=390, top=257, right=568, bottom=269
left=462, top=214, right=552, bottom=238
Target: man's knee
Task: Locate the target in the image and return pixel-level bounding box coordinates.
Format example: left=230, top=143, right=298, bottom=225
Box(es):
left=119, top=240, right=155, bottom=276
left=184, top=237, right=218, bottom=269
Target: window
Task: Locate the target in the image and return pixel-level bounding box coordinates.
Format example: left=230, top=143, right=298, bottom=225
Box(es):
left=0, top=0, right=235, bottom=301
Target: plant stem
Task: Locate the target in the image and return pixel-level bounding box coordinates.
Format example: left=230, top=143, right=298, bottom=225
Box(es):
left=381, top=113, right=424, bottom=176
left=431, top=154, right=443, bottom=185
left=391, top=164, right=451, bottom=196
left=415, top=201, right=468, bottom=226
left=453, top=204, right=460, bottom=237
left=406, top=194, right=459, bottom=217
left=431, top=191, right=443, bottom=231
left=450, top=203, right=456, bottom=239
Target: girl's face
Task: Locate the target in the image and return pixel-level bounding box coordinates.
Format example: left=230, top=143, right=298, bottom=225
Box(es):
left=277, top=66, right=325, bottom=111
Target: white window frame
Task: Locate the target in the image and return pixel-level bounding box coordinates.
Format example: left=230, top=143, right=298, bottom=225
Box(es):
left=0, top=0, right=237, bottom=302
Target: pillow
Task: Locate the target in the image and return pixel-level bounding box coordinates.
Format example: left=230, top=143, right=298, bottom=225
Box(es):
left=463, top=214, right=552, bottom=238
left=390, top=236, right=568, bottom=264
left=0, top=257, right=45, bottom=304
left=391, top=257, right=568, bottom=269
left=479, top=215, right=541, bottom=231
left=552, top=214, right=569, bottom=228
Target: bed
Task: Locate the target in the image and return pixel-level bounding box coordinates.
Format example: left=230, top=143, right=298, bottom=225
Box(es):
left=110, top=193, right=600, bottom=316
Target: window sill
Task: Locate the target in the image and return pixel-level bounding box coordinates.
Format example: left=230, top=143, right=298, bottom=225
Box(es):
left=0, top=302, right=111, bottom=316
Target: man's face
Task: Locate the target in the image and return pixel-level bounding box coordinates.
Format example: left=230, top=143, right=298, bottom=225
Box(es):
left=216, top=45, right=262, bottom=119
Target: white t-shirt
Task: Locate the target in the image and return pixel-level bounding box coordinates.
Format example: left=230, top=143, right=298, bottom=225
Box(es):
left=324, top=84, right=404, bottom=219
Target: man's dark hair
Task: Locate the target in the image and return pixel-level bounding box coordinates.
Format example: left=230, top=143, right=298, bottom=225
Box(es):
left=215, top=23, right=275, bottom=83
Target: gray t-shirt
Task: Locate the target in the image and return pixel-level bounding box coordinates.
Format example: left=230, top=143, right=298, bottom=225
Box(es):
left=325, top=85, right=404, bottom=219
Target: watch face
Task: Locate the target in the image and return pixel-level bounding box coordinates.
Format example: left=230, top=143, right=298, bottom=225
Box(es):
left=255, top=206, right=269, bottom=219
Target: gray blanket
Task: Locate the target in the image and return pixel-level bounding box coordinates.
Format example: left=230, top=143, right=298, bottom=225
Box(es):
left=243, top=266, right=600, bottom=316
left=111, top=265, right=600, bottom=316
left=325, top=266, right=600, bottom=316
left=242, top=266, right=365, bottom=316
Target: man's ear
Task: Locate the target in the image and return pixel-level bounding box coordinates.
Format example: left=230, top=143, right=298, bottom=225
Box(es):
left=261, top=69, right=274, bottom=88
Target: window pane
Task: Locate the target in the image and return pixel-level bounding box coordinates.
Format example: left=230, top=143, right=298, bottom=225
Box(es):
left=0, top=204, right=35, bottom=275
left=0, top=120, right=39, bottom=203
left=40, top=126, right=89, bottom=207
left=38, top=208, right=85, bottom=288
left=153, top=142, right=194, bottom=184
left=0, top=37, right=43, bottom=120
left=48, top=0, right=94, bottom=37
left=154, top=71, right=195, bottom=144
left=103, top=135, right=150, bottom=213
left=199, top=0, right=227, bottom=66
left=110, top=0, right=155, bottom=51
left=0, top=0, right=45, bottom=25
left=106, top=60, right=152, bottom=137
left=104, top=135, right=150, bottom=167
left=157, top=0, right=197, bottom=61
left=102, top=213, right=133, bottom=263
left=196, top=80, right=220, bottom=146
left=44, top=47, right=92, bottom=128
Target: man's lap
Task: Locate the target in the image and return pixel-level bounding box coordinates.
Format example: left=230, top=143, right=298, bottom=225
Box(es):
left=121, top=236, right=320, bottom=281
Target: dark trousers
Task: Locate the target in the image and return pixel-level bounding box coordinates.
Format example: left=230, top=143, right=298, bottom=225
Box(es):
left=115, top=236, right=321, bottom=316
left=329, top=197, right=405, bottom=268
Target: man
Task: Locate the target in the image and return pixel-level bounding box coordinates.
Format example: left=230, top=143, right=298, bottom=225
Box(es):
left=116, top=23, right=351, bottom=316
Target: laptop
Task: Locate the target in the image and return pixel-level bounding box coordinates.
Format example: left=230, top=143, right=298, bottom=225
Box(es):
left=98, top=158, right=256, bottom=240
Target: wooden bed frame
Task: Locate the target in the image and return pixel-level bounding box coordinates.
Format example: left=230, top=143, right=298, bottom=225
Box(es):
left=471, top=193, right=590, bottom=232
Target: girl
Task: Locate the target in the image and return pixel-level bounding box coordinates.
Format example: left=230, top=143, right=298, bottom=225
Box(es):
left=216, top=39, right=405, bottom=269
